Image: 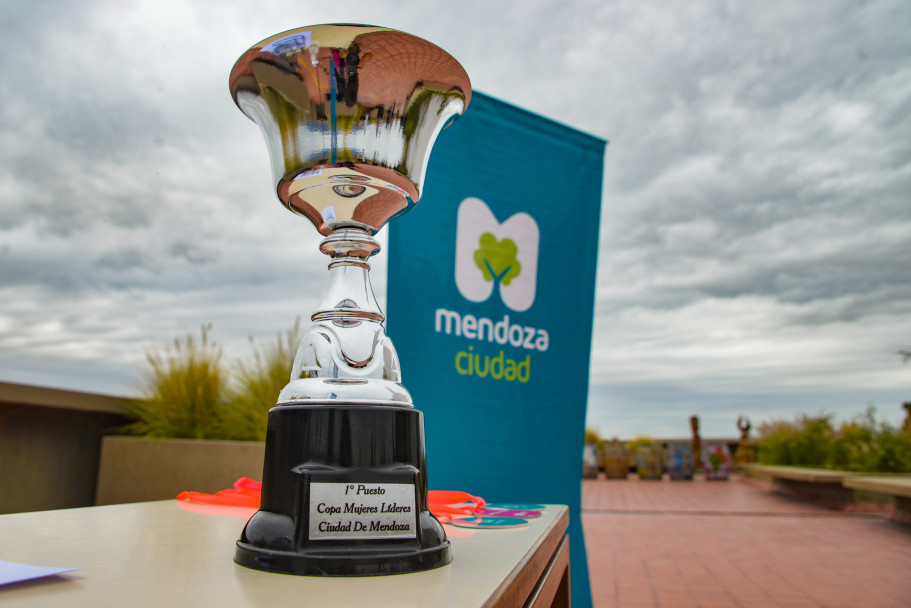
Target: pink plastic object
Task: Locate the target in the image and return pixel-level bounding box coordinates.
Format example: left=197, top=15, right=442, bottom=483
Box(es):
left=428, top=490, right=486, bottom=522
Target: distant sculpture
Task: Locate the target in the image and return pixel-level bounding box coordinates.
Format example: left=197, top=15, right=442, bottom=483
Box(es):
left=737, top=416, right=751, bottom=439
left=903, top=402, right=911, bottom=432
left=735, top=415, right=756, bottom=466
left=690, top=415, right=701, bottom=472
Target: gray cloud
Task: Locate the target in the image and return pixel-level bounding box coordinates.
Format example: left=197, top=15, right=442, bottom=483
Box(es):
left=1, top=0, right=909, bottom=437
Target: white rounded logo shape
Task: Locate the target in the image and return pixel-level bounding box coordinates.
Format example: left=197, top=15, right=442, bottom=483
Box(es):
left=454, top=197, right=539, bottom=312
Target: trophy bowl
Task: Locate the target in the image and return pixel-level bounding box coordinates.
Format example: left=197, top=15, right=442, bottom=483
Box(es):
left=230, top=24, right=471, bottom=236
left=230, top=25, right=471, bottom=576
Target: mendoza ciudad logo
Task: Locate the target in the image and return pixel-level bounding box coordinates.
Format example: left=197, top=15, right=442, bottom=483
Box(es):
left=434, top=197, right=548, bottom=383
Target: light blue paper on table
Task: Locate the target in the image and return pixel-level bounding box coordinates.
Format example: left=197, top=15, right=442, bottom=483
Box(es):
left=0, top=559, right=78, bottom=586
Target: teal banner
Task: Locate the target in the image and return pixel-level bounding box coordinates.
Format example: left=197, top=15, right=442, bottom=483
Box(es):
left=387, top=92, right=605, bottom=607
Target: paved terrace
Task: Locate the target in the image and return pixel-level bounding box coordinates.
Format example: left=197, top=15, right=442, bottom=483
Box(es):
left=581, top=474, right=911, bottom=607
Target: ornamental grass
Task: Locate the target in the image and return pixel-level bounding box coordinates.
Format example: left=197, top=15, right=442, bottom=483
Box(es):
left=215, top=319, right=300, bottom=441
left=122, top=325, right=225, bottom=439
left=121, top=321, right=300, bottom=441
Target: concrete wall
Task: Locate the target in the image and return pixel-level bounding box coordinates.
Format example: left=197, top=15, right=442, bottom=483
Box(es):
left=0, top=382, right=132, bottom=514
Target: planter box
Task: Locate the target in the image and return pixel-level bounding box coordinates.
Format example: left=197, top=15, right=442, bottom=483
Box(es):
left=95, top=436, right=265, bottom=505
left=701, top=442, right=732, bottom=480
left=665, top=442, right=694, bottom=480
left=636, top=445, right=663, bottom=480
left=601, top=442, right=630, bottom=479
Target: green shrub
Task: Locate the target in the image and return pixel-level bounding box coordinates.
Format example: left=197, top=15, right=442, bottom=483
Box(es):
left=626, top=436, right=656, bottom=454
left=121, top=321, right=301, bottom=441
left=122, top=325, right=226, bottom=439
left=757, top=406, right=911, bottom=473
left=829, top=406, right=911, bottom=472
left=217, top=319, right=301, bottom=441
left=757, top=414, right=836, bottom=467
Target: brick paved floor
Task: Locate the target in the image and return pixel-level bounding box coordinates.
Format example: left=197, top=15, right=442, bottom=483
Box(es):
left=582, top=475, right=911, bottom=607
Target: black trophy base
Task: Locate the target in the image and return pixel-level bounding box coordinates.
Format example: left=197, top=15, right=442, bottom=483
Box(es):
left=234, top=536, right=452, bottom=577
left=234, top=403, right=451, bottom=576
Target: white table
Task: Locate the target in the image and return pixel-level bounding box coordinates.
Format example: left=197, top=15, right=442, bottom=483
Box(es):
left=0, top=501, right=569, bottom=607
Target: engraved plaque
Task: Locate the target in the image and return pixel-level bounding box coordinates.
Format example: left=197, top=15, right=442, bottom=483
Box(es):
left=308, top=482, right=417, bottom=540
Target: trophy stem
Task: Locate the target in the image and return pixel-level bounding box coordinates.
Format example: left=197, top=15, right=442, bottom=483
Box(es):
left=276, top=227, right=412, bottom=406
left=312, top=228, right=384, bottom=326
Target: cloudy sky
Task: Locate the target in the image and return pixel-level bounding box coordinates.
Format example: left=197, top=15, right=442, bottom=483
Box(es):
left=1, top=0, right=909, bottom=438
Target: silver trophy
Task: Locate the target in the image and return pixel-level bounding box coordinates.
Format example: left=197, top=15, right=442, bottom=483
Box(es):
left=230, top=25, right=470, bottom=576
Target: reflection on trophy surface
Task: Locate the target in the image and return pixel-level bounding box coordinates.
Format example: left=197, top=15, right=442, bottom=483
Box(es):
left=230, top=24, right=470, bottom=576
left=231, top=24, right=470, bottom=406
